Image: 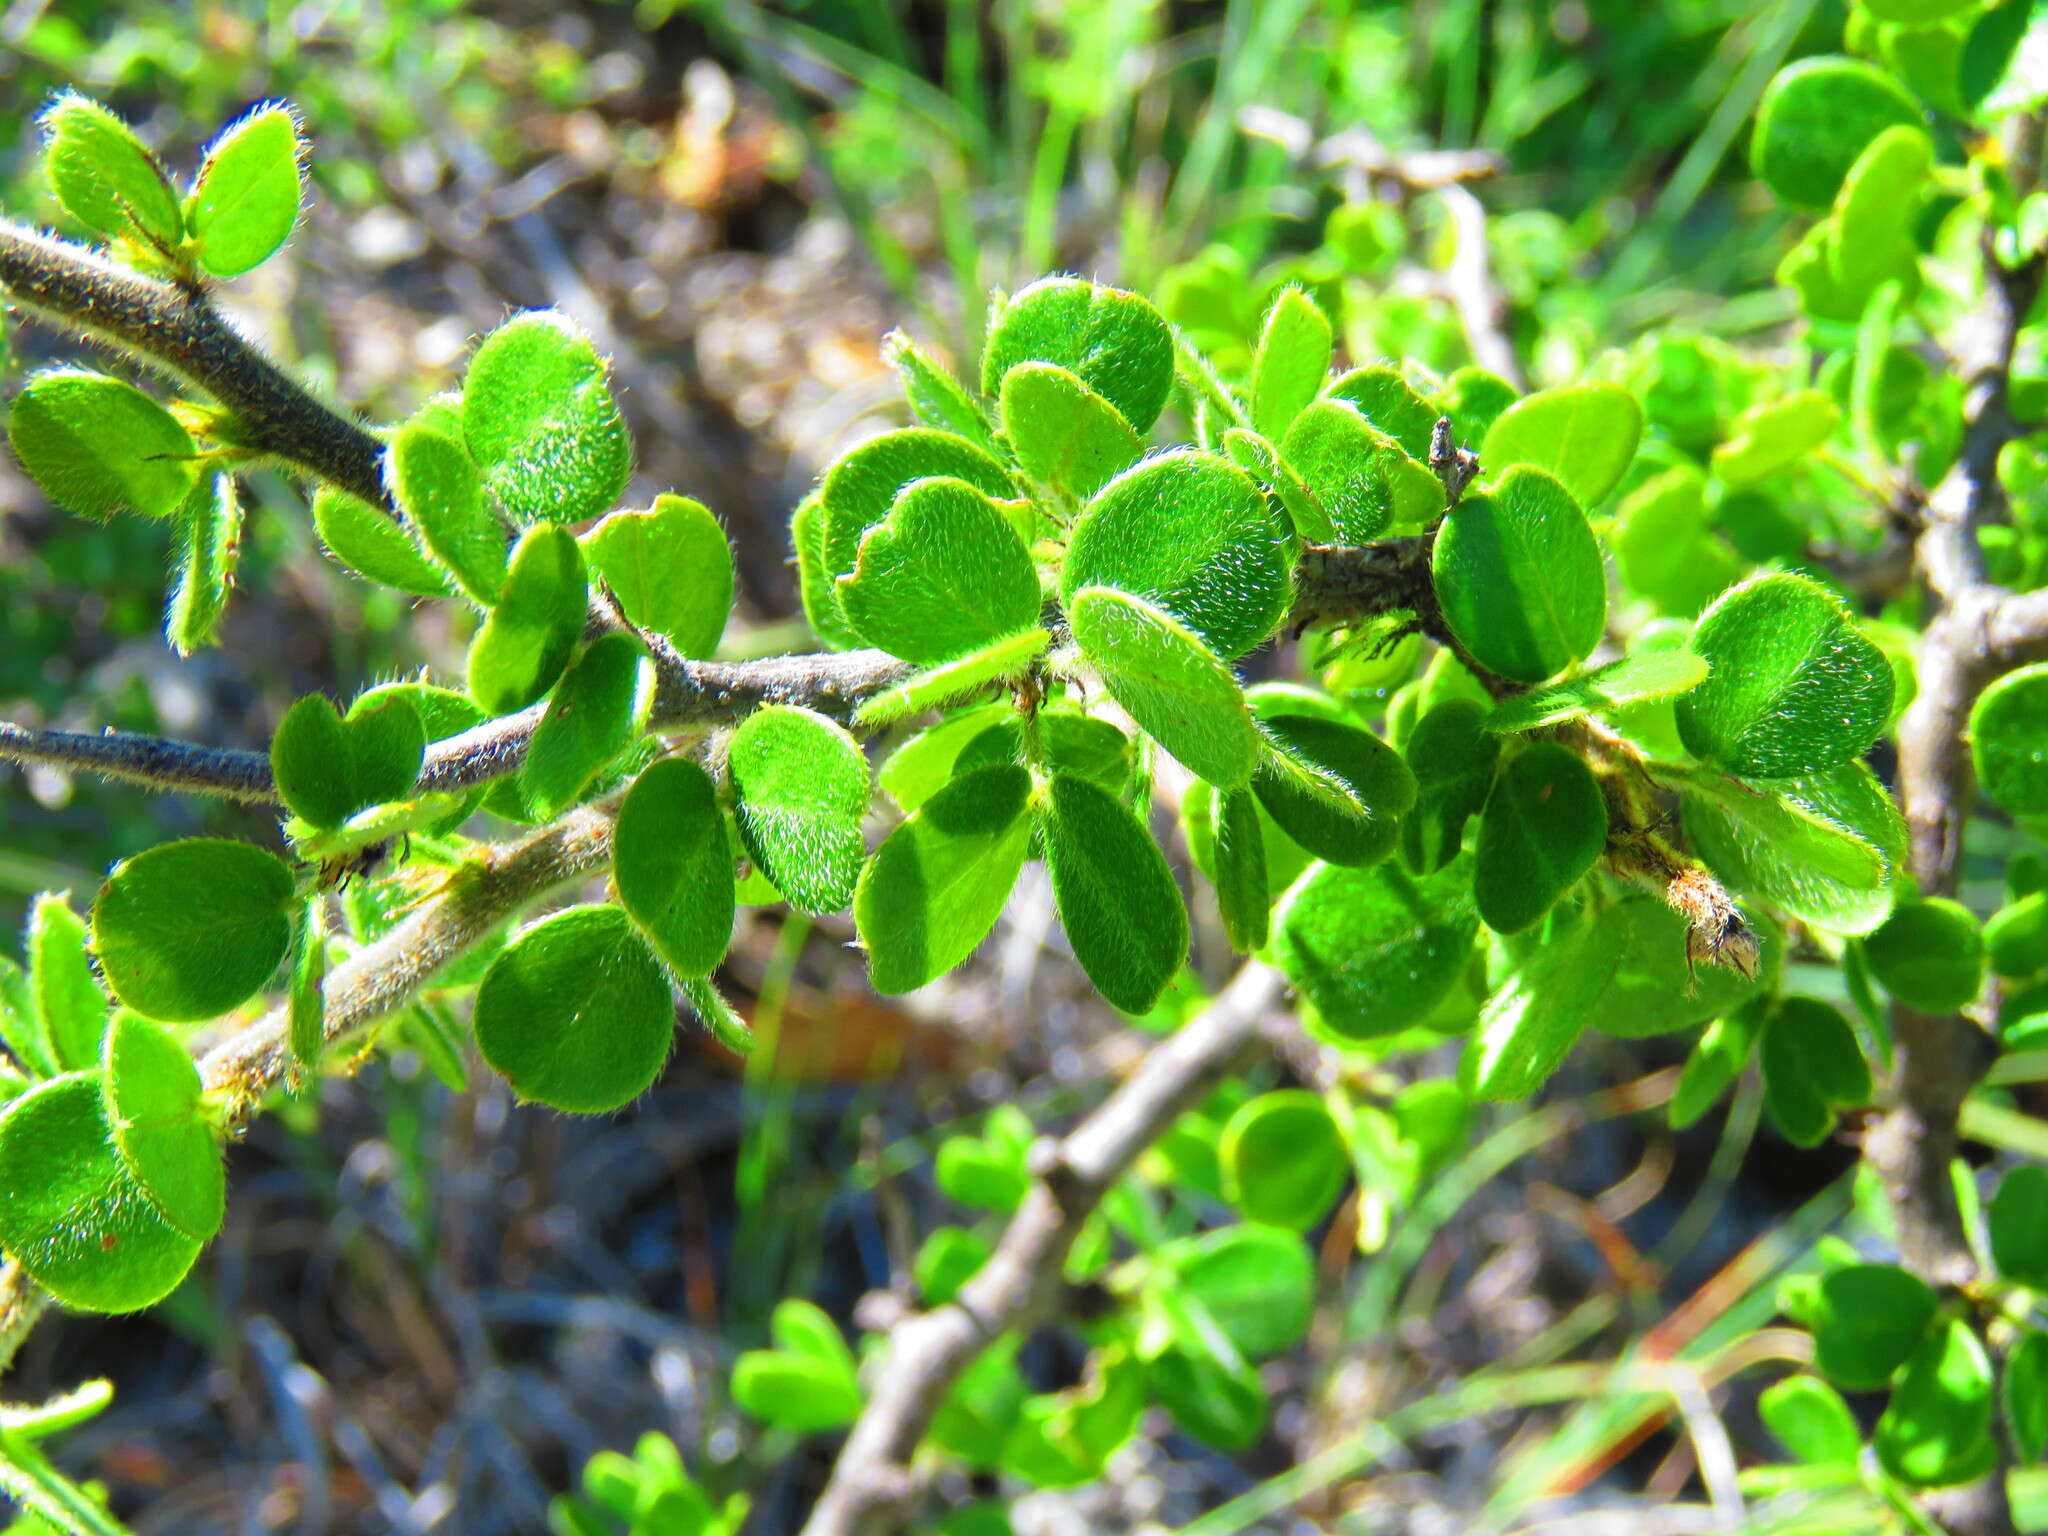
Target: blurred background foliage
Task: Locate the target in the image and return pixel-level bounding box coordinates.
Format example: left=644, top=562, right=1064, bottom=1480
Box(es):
left=0, top=1, right=2004, bottom=1532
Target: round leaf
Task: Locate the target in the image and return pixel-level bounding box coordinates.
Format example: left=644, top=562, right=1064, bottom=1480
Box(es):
left=999, top=363, right=1144, bottom=502
left=1432, top=465, right=1606, bottom=684
left=1865, top=897, right=1986, bottom=1012
left=727, top=705, right=869, bottom=915
left=840, top=477, right=1041, bottom=663
left=1218, top=1092, right=1348, bottom=1232
left=1061, top=449, right=1292, bottom=661
left=1067, top=586, right=1262, bottom=789
left=188, top=103, right=303, bottom=277
left=1677, top=572, right=1893, bottom=779
left=1751, top=56, right=1923, bottom=211
left=92, top=839, right=296, bottom=1022
left=462, top=311, right=632, bottom=523
left=101, top=1011, right=224, bottom=1241
left=1164, top=1224, right=1315, bottom=1359
left=8, top=369, right=197, bottom=520
left=1480, top=383, right=1643, bottom=509
left=1991, top=1165, right=2048, bottom=1286
left=0, top=1073, right=200, bottom=1313
left=473, top=904, right=674, bottom=1114
left=1759, top=1377, right=1861, bottom=1466
left=1811, top=1262, right=1938, bottom=1392
left=1041, top=772, right=1188, bottom=1016
left=1473, top=743, right=1608, bottom=935
left=1274, top=861, right=1477, bottom=1045
left=1711, top=391, right=1842, bottom=487
left=1972, top=662, right=2048, bottom=819
left=856, top=763, right=1033, bottom=994
left=1875, top=1317, right=1996, bottom=1488
left=582, top=495, right=734, bottom=659
left=517, top=632, right=653, bottom=820
left=981, top=276, right=1175, bottom=434
left=614, top=757, right=735, bottom=979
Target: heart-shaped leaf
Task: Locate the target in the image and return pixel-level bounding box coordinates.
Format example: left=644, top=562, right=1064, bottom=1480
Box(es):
left=92, top=839, right=296, bottom=1022
left=981, top=276, right=1175, bottom=434
left=840, top=476, right=1042, bottom=663
left=473, top=904, right=674, bottom=1113
left=0, top=1072, right=200, bottom=1312
left=732, top=1299, right=863, bottom=1433
left=1875, top=1318, right=1996, bottom=1488
left=1811, top=1262, right=1939, bottom=1392
left=462, top=311, right=632, bottom=523
left=582, top=495, right=734, bottom=659
left=818, top=428, right=1016, bottom=579
left=1760, top=996, right=1872, bottom=1146
left=271, top=692, right=427, bottom=830
left=1481, top=383, right=1643, bottom=510
left=1280, top=399, right=1405, bottom=544
left=1062, top=449, right=1291, bottom=661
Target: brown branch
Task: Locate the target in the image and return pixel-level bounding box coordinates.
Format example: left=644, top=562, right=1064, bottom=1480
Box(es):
left=798, top=961, right=1289, bottom=1536
left=1860, top=115, right=2048, bottom=1536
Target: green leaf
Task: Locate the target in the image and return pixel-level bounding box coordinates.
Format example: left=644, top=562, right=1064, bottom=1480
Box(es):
left=1827, top=125, right=1931, bottom=299
left=0, top=1073, right=200, bottom=1312
left=839, top=477, right=1042, bottom=662
left=1857, top=0, right=1977, bottom=19
left=92, top=839, right=295, bottom=1022
left=1683, top=763, right=1904, bottom=936
left=1041, top=771, right=1188, bottom=1015
left=1252, top=712, right=1416, bottom=868
left=390, top=422, right=506, bottom=605
left=1162, top=1224, right=1315, bottom=1359
left=0, top=953, right=54, bottom=1080
left=165, top=472, right=244, bottom=656
left=1589, top=896, right=1772, bottom=1039
left=1485, top=650, right=1708, bottom=735
left=1963, top=0, right=2034, bottom=111
left=792, top=491, right=861, bottom=649
left=1218, top=1091, right=1347, bottom=1231
left=1432, top=465, right=1606, bottom=684
left=680, top=975, right=754, bottom=1056
left=915, top=1226, right=991, bottom=1306
left=878, top=702, right=1017, bottom=813
left=39, top=93, right=181, bottom=250
left=732, top=1299, right=863, bottom=1433
left=728, top=705, right=869, bottom=915
left=462, top=311, right=631, bottom=523
left=851, top=628, right=1051, bottom=729
left=8, top=369, right=197, bottom=519
left=937, top=1105, right=1033, bottom=1213
left=999, top=363, right=1144, bottom=502
left=29, top=894, right=106, bottom=1074
left=1402, top=698, right=1501, bottom=873
left=1671, top=1006, right=1766, bottom=1129
left=467, top=524, right=587, bottom=715
left=1991, top=1166, right=2048, bottom=1286
left=1144, top=1330, right=1267, bottom=1451
left=1989, top=893, right=2048, bottom=978
left=1443, top=367, right=1519, bottom=446
left=1473, top=744, right=1608, bottom=935
left=1760, top=996, right=1871, bottom=1146
left=1678, top=572, right=1893, bottom=779
left=1613, top=467, right=1741, bottom=616
left=2009, top=1331, right=2048, bottom=1463
left=882, top=329, right=997, bottom=451
left=1211, top=786, right=1271, bottom=954
left=818, top=428, right=1016, bottom=581
left=614, top=757, right=735, bottom=979
left=1250, top=288, right=1333, bottom=442
left=288, top=896, right=325, bottom=1079
left=1875, top=1317, right=1996, bottom=1488
left=1751, top=56, right=1922, bottom=211
left=1275, top=861, right=1478, bottom=1046
left=1324, top=366, right=1437, bottom=461
left=1279, top=399, right=1404, bottom=544
left=1061, top=449, right=1292, bottom=661
left=1066, top=586, right=1261, bottom=788
left=188, top=103, right=303, bottom=277
left=1480, top=383, right=1642, bottom=509
left=582, top=495, right=733, bottom=659
left=517, top=632, right=653, bottom=820
left=270, top=692, right=426, bottom=830
left=981, top=276, right=1175, bottom=434
left=1222, top=425, right=1330, bottom=542
left=1972, top=663, right=2048, bottom=820
left=1810, top=1262, right=1938, bottom=1392
left=312, top=485, right=457, bottom=598
left=473, top=904, right=674, bottom=1113
left=1463, top=906, right=1629, bottom=1101
left=1864, top=897, right=1986, bottom=1012
left=1710, top=391, right=1842, bottom=487
left=1759, top=1376, right=1862, bottom=1466
left=956, top=711, right=1132, bottom=798
left=856, top=763, right=1033, bottom=994
left=101, top=1011, right=224, bottom=1241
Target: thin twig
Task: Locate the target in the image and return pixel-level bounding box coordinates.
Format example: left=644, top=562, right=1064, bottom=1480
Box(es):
left=799, top=962, right=1289, bottom=1536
